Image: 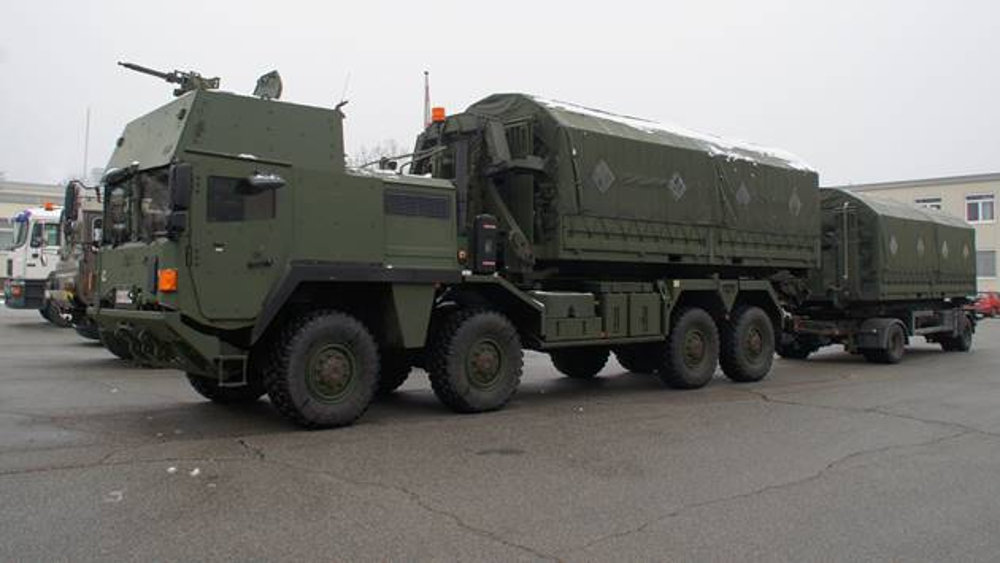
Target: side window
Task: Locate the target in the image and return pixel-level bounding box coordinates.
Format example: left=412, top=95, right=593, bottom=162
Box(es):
left=44, top=223, right=61, bottom=246
left=207, top=177, right=276, bottom=222
left=30, top=223, right=43, bottom=247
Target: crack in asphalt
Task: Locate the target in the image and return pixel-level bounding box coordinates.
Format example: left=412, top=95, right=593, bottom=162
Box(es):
left=570, top=384, right=1000, bottom=555
left=233, top=438, right=559, bottom=562
left=738, top=387, right=1000, bottom=440
left=571, top=428, right=971, bottom=555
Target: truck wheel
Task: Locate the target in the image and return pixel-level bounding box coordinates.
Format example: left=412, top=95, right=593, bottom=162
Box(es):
left=614, top=344, right=661, bottom=373
left=40, top=303, right=73, bottom=328
left=720, top=306, right=775, bottom=383
left=377, top=352, right=411, bottom=396
left=550, top=347, right=609, bottom=379
left=862, top=323, right=906, bottom=364
left=74, top=321, right=101, bottom=341
left=941, top=315, right=973, bottom=352
left=265, top=311, right=379, bottom=429
left=427, top=309, right=523, bottom=413
left=100, top=329, right=134, bottom=361
left=186, top=373, right=266, bottom=404
left=657, top=307, right=719, bottom=389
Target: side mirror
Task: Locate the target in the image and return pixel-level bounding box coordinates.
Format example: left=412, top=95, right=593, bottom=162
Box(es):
left=169, top=163, right=193, bottom=211
left=30, top=236, right=44, bottom=249
left=166, top=211, right=187, bottom=241
left=238, top=173, right=285, bottom=195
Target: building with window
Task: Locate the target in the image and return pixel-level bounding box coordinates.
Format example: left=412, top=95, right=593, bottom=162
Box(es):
left=0, top=180, right=63, bottom=248
left=833, top=172, right=999, bottom=291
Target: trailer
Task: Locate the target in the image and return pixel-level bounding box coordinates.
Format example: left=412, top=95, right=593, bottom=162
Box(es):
left=780, top=188, right=976, bottom=363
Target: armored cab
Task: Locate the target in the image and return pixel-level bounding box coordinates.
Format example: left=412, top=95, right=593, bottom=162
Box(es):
left=413, top=93, right=820, bottom=283
left=810, top=188, right=976, bottom=306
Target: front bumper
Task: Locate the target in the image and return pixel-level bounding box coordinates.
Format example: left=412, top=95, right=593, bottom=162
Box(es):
left=4, top=279, right=46, bottom=310
left=91, top=308, right=248, bottom=376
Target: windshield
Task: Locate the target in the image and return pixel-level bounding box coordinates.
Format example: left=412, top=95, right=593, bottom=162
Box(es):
left=11, top=220, right=28, bottom=249
left=105, top=167, right=170, bottom=245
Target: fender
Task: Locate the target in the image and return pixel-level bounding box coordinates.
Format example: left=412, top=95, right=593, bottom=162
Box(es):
left=250, top=260, right=460, bottom=344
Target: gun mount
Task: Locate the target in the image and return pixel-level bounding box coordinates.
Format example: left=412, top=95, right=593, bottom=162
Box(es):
left=118, top=61, right=220, bottom=97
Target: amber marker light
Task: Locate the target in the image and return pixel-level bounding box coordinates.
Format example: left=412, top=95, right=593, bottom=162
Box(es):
left=432, top=107, right=446, bottom=123
left=158, top=268, right=179, bottom=293
left=44, top=202, right=55, bottom=211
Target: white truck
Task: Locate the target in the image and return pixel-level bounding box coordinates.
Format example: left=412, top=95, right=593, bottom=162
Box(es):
left=3, top=204, right=66, bottom=324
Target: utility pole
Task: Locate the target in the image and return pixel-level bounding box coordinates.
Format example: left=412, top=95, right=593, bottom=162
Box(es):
left=82, top=106, right=91, bottom=180
left=423, top=71, right=431, bottom=128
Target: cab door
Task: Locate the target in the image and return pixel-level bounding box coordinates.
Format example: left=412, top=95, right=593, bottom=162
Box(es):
left=28, top=220, right=61, bottom=279
left=189, top=162, right=288, bottom=321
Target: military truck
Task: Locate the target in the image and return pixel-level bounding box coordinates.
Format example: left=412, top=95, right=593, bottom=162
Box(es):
left=779, top=188, right=976, bottom=363
left=48, top=180, right=105, bottom=340
left=4, top=204, right=68, bottom=324
left=92, top=83, right=821, bottom=428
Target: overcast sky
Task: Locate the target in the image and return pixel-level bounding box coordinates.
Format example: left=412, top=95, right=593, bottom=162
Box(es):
left=1, top=0, right=997, bottom=186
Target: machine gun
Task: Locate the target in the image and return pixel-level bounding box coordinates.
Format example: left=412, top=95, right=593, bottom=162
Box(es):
left=117, top=61, right=221, bottom=97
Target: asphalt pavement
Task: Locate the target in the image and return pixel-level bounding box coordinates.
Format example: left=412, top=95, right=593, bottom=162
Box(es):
left=1, top=307, right=999, bottom=561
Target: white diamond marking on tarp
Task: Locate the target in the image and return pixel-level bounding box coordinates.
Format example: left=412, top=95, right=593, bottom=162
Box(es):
left=917, top=237, right=926, bottom=257
left=890, top=235, right=899, bottom=256
left=942, top=241, right=950, bottom=259
left=964, top=244, right=971, bottom=259
left=736, top=183, right=751, bottom=206
left=668, top=173, right=687, bottom=200
left=591, top=160, right=616, bottom=194
left=788, top=191, right=802, bottom=217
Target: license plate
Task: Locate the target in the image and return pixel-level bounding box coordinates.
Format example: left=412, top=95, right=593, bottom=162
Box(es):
left=115, top=289, right=132, bottom=305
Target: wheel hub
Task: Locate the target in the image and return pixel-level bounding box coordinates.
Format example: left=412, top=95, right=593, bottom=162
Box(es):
left=683, top=331, right=706, bottom=367
left=307, top=345, right=355, bottom=402
left=467, top=339, right=503, bottom=389
left=746, top=327, right=764, bottom=358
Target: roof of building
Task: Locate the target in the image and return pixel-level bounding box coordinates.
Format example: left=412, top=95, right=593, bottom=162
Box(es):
left=0, top=181, right=63, bottom=206
left=829, top=172, right=1000, bottom=192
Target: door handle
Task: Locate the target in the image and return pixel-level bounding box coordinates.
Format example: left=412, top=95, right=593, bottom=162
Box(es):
left=247, top=258, right=274, bottom=269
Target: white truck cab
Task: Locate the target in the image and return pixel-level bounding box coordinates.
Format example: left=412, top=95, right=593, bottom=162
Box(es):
left=3, top=205, right=63, bottom=313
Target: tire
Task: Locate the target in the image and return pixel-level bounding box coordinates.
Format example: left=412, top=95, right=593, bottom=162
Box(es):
left=427, top=309, right=523, bottom=413
left=100, top=329, right=134, bottom=361
left=186, top=373, right=266, bottom=404
left=264, top=311, right=379, bottom=429
left=862, top=323, right=906, bottom=364
left=614, top=344, right=661, bottom=373
left=720, top=306, right=775, bottom=383
left=777, top=334, right=820, bottom=360
left=657, top=307, right=719, bottom=390
left=74, top=320, right=101, bottom=341
left=377, top=352, right=411, bottom=396
left=550, top=347, right=610, bottom=379
left=40, top=303, right=73, bottom=328
left=941, top=314, right=973, bottom=352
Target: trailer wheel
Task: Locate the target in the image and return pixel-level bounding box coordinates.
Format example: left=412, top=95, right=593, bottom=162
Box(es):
left=614, top=344, right=661, bottom=373
left=550, top=347, right=609, bottom=379
left=264, top=310, right=379, bottom=429
left=427, top=309, right=523, bottom=413
left=186, top=373, right=266, bottom=404
left=862, top=323, right=906, bottom=364
left=720, top=306, right=775, bottom=383
left=657, top=307, right=719, bottom=389
left=377, top=352, right=411, bottom=396
left=941, top=315, right=973, bottom=352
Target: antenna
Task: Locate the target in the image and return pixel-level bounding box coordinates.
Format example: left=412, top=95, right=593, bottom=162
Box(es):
left=339, top=71, right=352, bottom=106
left=423, top=70, right=431, bottom=128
